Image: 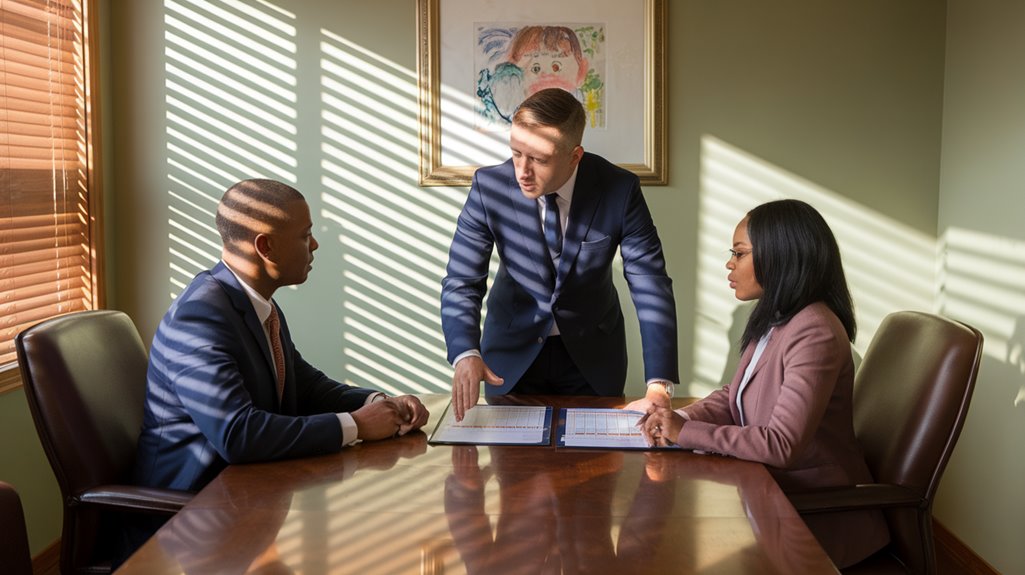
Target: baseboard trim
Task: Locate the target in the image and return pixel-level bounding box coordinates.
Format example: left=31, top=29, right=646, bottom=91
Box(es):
left=31, top=538, right=60, bottom=575
left=934, top=519, right=1000, bottom=575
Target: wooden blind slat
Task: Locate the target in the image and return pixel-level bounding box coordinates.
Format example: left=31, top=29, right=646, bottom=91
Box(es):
left=0, top=237, right=90, bottom=260
left=0, top=268, right=91, bottom=301
left=1, top=95, right=82, bottom=115
left=2, top=87, right=81, bottom=110
left=0, top=300, right=91, bottom=366
left=0, top=47, right=79, bottom=74
left=1, top=216, right=87, bottom=235
left=0, top=264, right=91, bottom=300
left=3, top=0, right=80, bottom=22
left=0, top=248, right=88, bottom=272
left=0, top=285, right=91, bottom=320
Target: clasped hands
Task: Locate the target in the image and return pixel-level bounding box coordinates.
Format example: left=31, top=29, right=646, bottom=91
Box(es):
left=631, top=387, right=686, bottom=448
left=352, top=395, right=429, bottom=441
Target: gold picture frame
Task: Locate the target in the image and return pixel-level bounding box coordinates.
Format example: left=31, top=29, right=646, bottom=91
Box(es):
left=417, top=0, right=667, bottom=186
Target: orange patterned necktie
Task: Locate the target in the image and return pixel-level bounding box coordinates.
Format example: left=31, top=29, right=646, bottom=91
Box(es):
left=265, top=306, right=286, bottom=400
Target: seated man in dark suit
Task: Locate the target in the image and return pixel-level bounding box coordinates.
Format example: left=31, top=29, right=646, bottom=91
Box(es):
left=134, top=178, right=428, bottom=493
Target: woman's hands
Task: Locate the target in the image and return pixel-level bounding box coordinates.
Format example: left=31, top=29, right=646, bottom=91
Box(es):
left=637, top=405, right=686, bottom=448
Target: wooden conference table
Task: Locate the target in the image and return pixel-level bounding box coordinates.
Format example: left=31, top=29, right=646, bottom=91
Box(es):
left=117, top=394, right=838, bottom=574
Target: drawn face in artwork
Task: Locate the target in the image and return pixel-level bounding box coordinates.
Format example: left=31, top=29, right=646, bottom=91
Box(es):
left=515, top=41, right=587, bottom=95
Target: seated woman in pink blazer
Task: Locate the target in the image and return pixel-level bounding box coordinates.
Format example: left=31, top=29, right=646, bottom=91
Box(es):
left=640, top=199, right=889, bottom=568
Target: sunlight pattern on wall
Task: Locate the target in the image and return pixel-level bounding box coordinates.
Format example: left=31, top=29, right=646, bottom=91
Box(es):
left=439, top=81, right=509, bottom=167
left=940, top=226, right=1025, bottom=406
left=692, top=135, right=935, bottom=397
left=163, top=0, right=298, bottom=296
left=318, top=29, right=464, bottom=395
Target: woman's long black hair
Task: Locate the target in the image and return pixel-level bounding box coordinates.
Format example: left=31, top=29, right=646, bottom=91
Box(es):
left=740, top=199, right=856, bottom=351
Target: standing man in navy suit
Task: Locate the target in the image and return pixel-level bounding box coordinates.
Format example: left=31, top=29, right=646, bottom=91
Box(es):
left=135, top=179, right=429, bottom=495
left=441, top=88, right=679, bottom=420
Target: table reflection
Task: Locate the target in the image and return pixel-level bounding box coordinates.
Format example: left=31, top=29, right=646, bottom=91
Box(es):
left=140, top=435, right=428, bottom=574
left=443, top=445, right=675, bottom=574
left=660, top=454, right=836, bottom=574
left=154, top=481, right=294, bottom=574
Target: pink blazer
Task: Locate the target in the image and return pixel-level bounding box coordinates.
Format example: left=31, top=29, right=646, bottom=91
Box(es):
left=677, top=302, right=888, bottom=567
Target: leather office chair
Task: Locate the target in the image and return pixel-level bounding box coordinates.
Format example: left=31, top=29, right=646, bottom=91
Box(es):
left=0, top=481, right=33, bottom=575
left=789, top=311, right=984, bottom=575
left=15, top=310, right=193, bottom=574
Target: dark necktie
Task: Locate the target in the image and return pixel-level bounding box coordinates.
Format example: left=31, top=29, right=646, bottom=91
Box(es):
left=265, top=306, right=286, bottom=400
left=544, top=193, right=562, bottom=259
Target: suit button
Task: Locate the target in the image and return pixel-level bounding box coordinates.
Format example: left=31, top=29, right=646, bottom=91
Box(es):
left=537, top=337, right=544, bottom=344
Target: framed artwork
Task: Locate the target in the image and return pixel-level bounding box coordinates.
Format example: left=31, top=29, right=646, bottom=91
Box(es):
left=416, top=0, right=667, bottom=186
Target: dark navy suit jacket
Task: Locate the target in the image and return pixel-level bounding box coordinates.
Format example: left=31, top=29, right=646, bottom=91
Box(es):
left=441, top=153, right=679, bottom=395
left=134, top=262, right=375, bottom=492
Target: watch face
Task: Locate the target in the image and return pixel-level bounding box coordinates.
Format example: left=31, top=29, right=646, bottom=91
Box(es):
left=650, top=382, right=672, bottom=398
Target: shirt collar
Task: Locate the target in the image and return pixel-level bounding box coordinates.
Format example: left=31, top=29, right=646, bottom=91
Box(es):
left=553, top=166, right=578, bottom=201
left=543, top=165, right=579, bottom=204
left=222, top=261, right=274, bottom=324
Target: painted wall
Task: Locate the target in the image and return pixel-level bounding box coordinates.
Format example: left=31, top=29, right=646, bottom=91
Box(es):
left=6, top=0, right=981, bottom=564
left=933, top=1, right=1025, bottom=573
left=0, top=389, right=62, bottom=556
left=106, top=0, right=945, bottom=403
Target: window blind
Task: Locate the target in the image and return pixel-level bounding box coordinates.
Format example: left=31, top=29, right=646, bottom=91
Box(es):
left=1, top=0, right=99, bottom=392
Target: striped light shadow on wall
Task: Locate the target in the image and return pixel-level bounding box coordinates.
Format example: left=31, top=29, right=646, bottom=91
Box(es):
left=163, top=0, right=298, bottom=296
left=692, top=135, right=936, bottom=398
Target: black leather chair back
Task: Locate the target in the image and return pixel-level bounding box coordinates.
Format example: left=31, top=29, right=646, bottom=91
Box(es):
left=16, top=310, right=150, bottom=573
left=852, top=311, right=983, bottom=574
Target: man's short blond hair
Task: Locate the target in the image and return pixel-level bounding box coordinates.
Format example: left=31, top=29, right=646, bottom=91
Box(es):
left=512, top=88, right=586, bottom=151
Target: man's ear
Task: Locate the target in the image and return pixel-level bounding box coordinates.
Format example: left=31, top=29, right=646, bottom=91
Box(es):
left=570, top=145, right=584, bottom=166
left=254, top=233, right=273, bottom=261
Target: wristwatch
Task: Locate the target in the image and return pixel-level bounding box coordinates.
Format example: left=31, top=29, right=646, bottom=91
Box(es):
left=646, top=380, right=674, bottom=398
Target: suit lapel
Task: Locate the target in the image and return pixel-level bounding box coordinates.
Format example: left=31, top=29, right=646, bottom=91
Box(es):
left=556, top=156, right=600, bottom=287
left=211, top=262, right=282, bottom=404
left=509, top=172, right=556, bottom=289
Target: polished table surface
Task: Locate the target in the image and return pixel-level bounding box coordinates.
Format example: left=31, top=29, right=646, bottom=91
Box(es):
left=117, top=394, right=838, bottom=574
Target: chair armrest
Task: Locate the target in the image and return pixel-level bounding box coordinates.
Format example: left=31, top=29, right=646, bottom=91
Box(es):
left=788, top=483, right=926, bottom=515
left=77, top=484, right=193, bottom=514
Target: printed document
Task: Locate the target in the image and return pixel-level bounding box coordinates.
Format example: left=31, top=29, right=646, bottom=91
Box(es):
left=558, top=408, right=678, bottom=449
left=429, top=404, right=552, bottom=446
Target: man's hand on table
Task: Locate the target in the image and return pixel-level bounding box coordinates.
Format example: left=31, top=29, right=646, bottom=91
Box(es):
left=451, top=356, right=504, bottom=421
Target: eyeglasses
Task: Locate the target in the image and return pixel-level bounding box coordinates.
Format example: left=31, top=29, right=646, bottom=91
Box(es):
left=728, top=249, right=751, bottom=261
